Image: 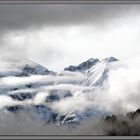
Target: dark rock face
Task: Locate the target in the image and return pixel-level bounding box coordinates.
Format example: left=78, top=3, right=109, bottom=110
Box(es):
left=104, top=109, right=140, bottom=136
left=4, top=103, right=80, bottom=126
left=21, top=64, right=56, bottom=76
left=64, top=58, right=99, bottom=72
left=45, top=90, right=73, bottom=103
left=105, top=115, right=117, bottom=122
left=32, top=105, right=78, bottom=125
left=103, top=57, right=119, bottom=63
left=64, top=92, right=73, bottom=98
left=33, top=105, right=52, bottom=123
left=6, top=105, right=24, bottom=113
left=9, top=93, right=33, bottom=101
left=26, top=84, right=32, bottom=88
left=126, top=109, right=140, bottom=119
left=45, top=92, right=73, bottom=103
left=46, top=94, right=60, bottom=103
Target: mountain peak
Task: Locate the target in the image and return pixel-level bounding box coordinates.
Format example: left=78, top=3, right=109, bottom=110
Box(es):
left=18, top=59, right=56, bottom=76
left=64, top=58, right=99, bottom=72
left=102, top=57, right=119, bottom=63
left=0, top=59, right=56, bottom=77
left=87, top=58, right=99, bottom=62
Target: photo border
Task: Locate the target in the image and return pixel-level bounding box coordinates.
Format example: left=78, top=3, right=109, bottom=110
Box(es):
left=0, top=0, right=140, bottom=139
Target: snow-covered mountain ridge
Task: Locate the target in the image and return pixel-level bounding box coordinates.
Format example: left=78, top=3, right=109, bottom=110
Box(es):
left=0, top=57, right=122, bottom=126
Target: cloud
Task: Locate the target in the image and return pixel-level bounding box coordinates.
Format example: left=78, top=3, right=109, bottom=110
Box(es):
left=107, top=67, right=140, bottom=113
left=0, top=95, right=19, bottom=109
left=0, top=110, right=71, bottom=135
left=0, top=4, right=139, bottom=70
left=49, top=59, right=140, bottom=115
left=0, top=4, right=137, bottom=32
left=0, top=59, right=140, bottom=135
left=0, top=4, right=140, bottom=71
left=1, top=59, right=140, bottom=116
left=1, top=11, right=140, bottom=71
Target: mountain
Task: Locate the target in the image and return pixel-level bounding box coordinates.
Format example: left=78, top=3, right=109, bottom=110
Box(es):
left=102, top=57, right=118, bottom=63
left=64, top=58, right=99, bottom=72
left=0, top=57, right=120, bottom=127
left=20, top=60, right=56, bottom=76
left=83, top=57, right=119, bottom=87
left=0, top=59, right=56, bottom=77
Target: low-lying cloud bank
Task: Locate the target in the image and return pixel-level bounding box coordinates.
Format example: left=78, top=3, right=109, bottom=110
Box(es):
left=0, top=108, right=140, bottom=135
left=0, top=58, right=140, bottom=135
left=1, top=59, right=140, bottom=115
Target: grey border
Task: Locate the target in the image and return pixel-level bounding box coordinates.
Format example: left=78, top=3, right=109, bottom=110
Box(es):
left=0, top=0, right=139, bottom=4
left=0, top=0, right=140, bottom=139
left=0, top=136, right=140, bottom=139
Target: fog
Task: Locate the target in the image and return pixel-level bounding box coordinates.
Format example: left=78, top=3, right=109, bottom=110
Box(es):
left=0, top=5, right=140, bottom=71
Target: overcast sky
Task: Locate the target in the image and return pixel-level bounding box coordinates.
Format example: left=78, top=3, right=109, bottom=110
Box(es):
left=1, top=4, right=140, bottom=71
